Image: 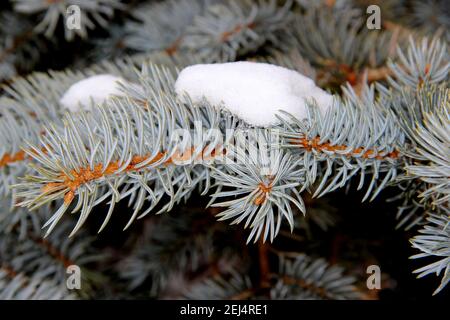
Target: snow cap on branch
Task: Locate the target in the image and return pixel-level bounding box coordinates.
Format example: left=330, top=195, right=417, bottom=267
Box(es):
left=175, top=61, right=333, bottom=127
left=60, top=74, right=128, bottom=112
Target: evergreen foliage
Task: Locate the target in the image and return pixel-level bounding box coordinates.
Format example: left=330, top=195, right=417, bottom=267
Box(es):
left=0, top=0, right=448, bottom=299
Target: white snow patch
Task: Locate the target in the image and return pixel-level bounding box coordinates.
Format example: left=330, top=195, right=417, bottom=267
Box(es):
left=174, top=62, right=333, bottom=127
left=60, top=74, right=128, bottom=112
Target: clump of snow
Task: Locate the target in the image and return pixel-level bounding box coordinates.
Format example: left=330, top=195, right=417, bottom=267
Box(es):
left=60, top=74, right=128, bottom=112
left=174, top=62, right=333, bottom=127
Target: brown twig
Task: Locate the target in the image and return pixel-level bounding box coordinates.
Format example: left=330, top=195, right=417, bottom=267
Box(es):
left=291, top=136, right=399, bottom=160
left=258, top=239, right=271, bottom=288
left=41, top=147, right=226, bottom=206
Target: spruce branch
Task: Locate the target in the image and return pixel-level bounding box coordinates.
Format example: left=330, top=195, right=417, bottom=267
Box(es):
left=116, top=208, right=234, bottom=296
left=210, top=129, right=305, bottom=243
left=387, top=36, right=449, bottom=91
left=13, top=64, right=227, bottom=236
left=0, top=217, right=108, bottom=298
left=405, top=96, right=449, bottom=210
left=182, top=0, right=293, bottom=62
left=124, top=0, right=293, bottom=62
left=288, top=5, right=405, bottom=88
left=270, top=253, right=362, bottom=299
left=402, top=0, right=450, bottom=42
left=10, top=63, right=409, bottom=245
left=12, top=0, right=126, bottom=40
left=0, top=11, right=49, bottom=82
left=0, top=198, right=45, bottom=239
left=186, top=253, right=363, bottom=299
left=185, top=269, right=254, bottom=299
left=277, top=84, right=403, bottom=202
left=0, top=62, right=135, bottom=198
left=124, top=0, right=210, bottom=55
left=0, top=267, right=76, bottom=299
left=411, top=213, right=450, bottom=295
left=0, top=0, right=448, bottom=299
left=0, top=52, right=185, bottom=201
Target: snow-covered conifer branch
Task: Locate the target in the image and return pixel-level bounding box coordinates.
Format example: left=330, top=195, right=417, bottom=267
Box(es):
left=13, top=64, right=227, bottom=236
left=0, top=51, right=188, bottom=195
left=0, top=0, right=448, bottom=299
left=0, top=58, right=144, bottom=199
left=11, top=62, right=408, bottom=245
